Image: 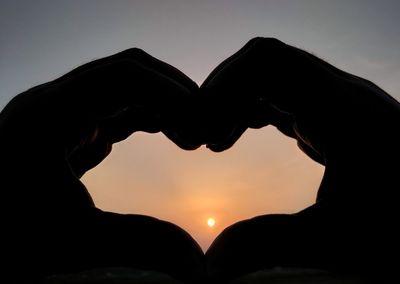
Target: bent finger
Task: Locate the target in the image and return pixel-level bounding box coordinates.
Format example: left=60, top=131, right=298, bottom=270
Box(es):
left=202, top=37, right=262, bottom=87
left=26, top=59, right=193, bottom=151
left=54, top=48, right=198, bottom=93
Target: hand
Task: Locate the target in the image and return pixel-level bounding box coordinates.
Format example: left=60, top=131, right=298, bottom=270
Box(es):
left=1, top=48, right=205, bottom=283
left=1, top=48, right=201, bottom=202
left=202, top=37, right=400, bottom=281
left=201, top=37, right=400, bottom=163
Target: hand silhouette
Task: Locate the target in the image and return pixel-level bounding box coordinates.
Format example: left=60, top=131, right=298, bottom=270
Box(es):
left=202, top=38, right=400, bottom=282
left=1, top=48, right=204, bottom=283
left=2, top=38, right=399, bottom=283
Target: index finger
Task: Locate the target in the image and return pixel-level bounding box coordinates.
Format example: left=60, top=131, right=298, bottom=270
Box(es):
left=55, top=48, right=198, bottom=93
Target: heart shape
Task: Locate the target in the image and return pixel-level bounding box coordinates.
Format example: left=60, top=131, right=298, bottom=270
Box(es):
left=2, top=37, right=398, bottom=283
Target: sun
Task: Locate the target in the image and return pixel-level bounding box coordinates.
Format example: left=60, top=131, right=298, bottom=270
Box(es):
left=207, top=218, right=216, bottom=228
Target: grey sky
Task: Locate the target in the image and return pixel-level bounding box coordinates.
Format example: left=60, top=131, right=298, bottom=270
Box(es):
left=1, top=0, right=399, bottom=109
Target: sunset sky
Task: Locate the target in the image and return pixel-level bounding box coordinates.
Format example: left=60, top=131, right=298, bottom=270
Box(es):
left=1, top=0, right=399, bottom=251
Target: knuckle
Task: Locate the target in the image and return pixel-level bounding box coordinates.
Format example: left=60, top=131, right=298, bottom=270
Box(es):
left=252, top=37, right=285, bottom=52
left=119, top=47, right=148, bottom=60
left=245, top=36, right=264, bottom=46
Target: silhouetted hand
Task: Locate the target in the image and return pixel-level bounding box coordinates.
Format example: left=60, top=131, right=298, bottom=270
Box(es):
left=1, top=48, right=202, bottom=201
left=202, top=37, right=400, bottom=160
left=202, top=37, right=400, bottom=282
left=1, top=49, right=205, bottom=283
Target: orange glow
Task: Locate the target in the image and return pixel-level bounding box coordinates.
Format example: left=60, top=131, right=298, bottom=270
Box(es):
left=207, top=218, right=216, bottom=227
left=82, top=127, right=324, bottom=251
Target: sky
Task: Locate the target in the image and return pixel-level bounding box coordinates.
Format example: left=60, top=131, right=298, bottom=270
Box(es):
left=1, top=0, right=399, bottom=251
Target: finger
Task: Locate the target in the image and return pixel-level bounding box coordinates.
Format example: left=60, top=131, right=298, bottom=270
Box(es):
left=30, top=58, right=193, bottom=155
left=199, top=38, right=277, bottom=151
left=200, top=37, right=336, bottom=156
left=55, top=48, right=198, bottom=93
left=58, top=59, right=191, bottom=116
left=11, top=48, right=198, bottom=120
left=23, top=48, right=198, bottom=139
left=199, top=39, right=269, bottom=151
left=68, top=129, right=113, bottom=177
left=163, top=128, right=202, bottom=151
left=206, top=125, right=247, bottom=152
left=202, top=37, right=263, bottom=87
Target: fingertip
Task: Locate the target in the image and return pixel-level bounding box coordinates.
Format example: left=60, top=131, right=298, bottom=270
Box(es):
left=206, top=144, right=225, bottom=153
left=206, top=125, right=248, bottom=153
left=181, top=144, right=202, bottom=151
left=163, top=130, right=202, bottom=151
left=206, top=141, right=233, bottom=153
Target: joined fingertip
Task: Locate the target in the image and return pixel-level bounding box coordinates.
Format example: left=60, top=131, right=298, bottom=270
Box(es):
left=206, top=143, right=227, bottom=153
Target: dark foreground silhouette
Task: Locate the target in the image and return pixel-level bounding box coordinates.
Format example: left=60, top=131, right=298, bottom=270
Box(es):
left=1, top=38, right=399, bottom=283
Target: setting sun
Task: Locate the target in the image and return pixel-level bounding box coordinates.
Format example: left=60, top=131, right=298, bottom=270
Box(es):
left=207, top=218, right=216, bottom=228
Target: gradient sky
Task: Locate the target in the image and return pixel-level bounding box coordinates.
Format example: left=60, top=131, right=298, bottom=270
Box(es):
left=1, top=0, right=399, bottom=250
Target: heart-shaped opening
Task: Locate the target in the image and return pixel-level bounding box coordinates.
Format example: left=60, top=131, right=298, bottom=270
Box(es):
left=82, top=127, right=324, bottom=251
